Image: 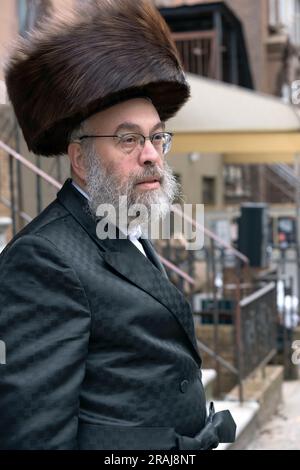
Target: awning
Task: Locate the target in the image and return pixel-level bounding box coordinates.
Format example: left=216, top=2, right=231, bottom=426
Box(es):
left=169, top=73, right=300, bottom=163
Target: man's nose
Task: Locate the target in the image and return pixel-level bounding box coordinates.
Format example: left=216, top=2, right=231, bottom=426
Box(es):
left=138, top=139, right=161, bottom=166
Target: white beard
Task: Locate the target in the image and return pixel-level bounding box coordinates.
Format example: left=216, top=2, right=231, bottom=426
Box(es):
left=84, top=146, right=180, bottom=237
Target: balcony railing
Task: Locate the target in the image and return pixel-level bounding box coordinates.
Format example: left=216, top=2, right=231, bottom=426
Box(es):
left=239, top=282, right=277, bottom=378
left=172, top=30, right=220, bottom=80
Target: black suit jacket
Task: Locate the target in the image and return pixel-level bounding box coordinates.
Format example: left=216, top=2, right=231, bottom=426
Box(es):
left=0, top=179, right=207, bottom=449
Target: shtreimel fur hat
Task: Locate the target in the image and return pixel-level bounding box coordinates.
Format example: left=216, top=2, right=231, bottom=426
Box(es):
left=5, top=0, right=190, bottom=157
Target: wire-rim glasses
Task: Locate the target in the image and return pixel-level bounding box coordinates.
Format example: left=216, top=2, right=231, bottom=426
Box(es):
left=78, top=132, right=173, bottom=155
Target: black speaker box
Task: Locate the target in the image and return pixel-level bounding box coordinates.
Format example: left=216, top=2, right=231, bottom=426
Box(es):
left=238, top=203, right=268, bottom=267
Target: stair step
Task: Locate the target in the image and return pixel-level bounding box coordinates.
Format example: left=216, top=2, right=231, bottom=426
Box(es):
left=202, top=368, right=217, bottom=400
left=213, top=399, right=260, bottom=450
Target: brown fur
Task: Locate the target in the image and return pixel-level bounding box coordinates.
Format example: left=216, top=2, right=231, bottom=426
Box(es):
left=5, top=0, right=190, bottom=156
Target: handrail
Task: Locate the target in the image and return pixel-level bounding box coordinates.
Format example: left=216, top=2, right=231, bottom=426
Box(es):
left=0, top=141, right=61, bottom=189
left=172, top=30, right=216, bottom=41
left=196, top=339, right=238, bottom=375
left=240, top=281, right=276, bottom=308
left=171, top=204, right=249, bottom=264
left=159, top=254, right=195, bottom=285
left=0, top=195, right=33, bottom=223
left=265, top=168, right=295, bottom=200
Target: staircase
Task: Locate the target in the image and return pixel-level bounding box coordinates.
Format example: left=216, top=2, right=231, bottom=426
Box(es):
left=202, top=365, right=284, bottom=450
left=266, top=163, right=300, bottom=202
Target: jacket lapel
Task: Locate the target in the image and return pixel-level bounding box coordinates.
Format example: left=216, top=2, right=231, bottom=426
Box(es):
left=57, top=179, right=201, bottom=363
left=139, top=237, right=168, bottom=278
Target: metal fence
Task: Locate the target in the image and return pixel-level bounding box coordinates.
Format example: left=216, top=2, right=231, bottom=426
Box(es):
left=239, top=282, right=277, bottom=379
left=172, top=30, right=219, bottom=80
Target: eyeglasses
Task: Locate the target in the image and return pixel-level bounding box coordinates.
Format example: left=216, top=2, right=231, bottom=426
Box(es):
left=78, top=132, right=173, bottom=156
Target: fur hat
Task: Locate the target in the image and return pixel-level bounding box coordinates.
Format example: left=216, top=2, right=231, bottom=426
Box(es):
left=5, top=0, right=190, bottom=157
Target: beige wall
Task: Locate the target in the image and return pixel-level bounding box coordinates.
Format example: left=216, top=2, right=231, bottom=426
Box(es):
left=0, top=0, right=18, bottom=80
left=0, top=0, right=75, bottom=79
left=225, top=0, right=269, bottom=93
left=166, top=152, right=224, bottom=207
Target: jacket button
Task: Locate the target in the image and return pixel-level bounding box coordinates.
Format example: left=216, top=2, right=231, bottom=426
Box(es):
left=180, top=379, right=189, bottom=393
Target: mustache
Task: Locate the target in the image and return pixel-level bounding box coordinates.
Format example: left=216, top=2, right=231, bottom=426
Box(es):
left=131, top=166, right=164, bottom=185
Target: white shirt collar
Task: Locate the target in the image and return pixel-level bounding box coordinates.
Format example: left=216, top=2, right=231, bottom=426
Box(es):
left=128, top=224, right=142, bottom=241
left=71, top=180, right=90, bottom=200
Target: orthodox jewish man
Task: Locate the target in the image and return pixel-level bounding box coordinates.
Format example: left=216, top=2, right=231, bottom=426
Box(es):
left=0, top=0, right=235, bottom=450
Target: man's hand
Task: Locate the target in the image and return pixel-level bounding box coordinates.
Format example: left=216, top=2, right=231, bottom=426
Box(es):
left=177, top=402, right=237, bottom=450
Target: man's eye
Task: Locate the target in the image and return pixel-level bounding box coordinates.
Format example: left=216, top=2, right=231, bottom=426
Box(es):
left=153, top=133, right=163, bottom=141
left=122, top=135, right=137, bottom=144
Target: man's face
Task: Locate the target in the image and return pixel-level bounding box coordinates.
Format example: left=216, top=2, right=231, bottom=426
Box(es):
left=85, top=98, right=166, bottom=190
left=75, top=98, right=179, bottom=232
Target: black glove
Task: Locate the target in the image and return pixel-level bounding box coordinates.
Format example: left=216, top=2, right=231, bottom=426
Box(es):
left=177, top=402, right=237, bottom=450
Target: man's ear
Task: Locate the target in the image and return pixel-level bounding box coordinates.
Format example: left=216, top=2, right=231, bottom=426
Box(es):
left=67, top=142, right=87, bottom=185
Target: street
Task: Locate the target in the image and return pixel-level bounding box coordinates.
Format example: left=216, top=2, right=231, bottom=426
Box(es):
left=246, top=376, right=300, bottom=450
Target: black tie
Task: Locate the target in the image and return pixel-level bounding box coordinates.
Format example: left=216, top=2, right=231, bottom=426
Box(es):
left=138, top=238, right=168, bottom=278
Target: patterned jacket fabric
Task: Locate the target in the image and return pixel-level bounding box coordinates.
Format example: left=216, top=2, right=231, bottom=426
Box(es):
left=0, top=179, right=207, bottom=450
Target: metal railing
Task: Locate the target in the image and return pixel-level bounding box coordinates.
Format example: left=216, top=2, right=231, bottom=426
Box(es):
left=239, top=282, right=277, bottom=378
left=268, top=163, right=300, bottom=189
left=0, top=140, right=60, bottom=235
left=172, top=30, right=220, bottom=80
left=265, top=245, right=300, bottom=378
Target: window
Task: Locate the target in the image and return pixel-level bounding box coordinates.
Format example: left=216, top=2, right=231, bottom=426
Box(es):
left=269, top=0, right=280, bottom=30
left=268, top=0, right=300, bottom=44
left=202, top=176, right=216, bottom=205
left=294, top=0, right=300, bottom=44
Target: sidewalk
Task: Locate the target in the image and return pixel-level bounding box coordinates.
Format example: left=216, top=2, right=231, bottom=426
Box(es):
left=245, top=377, right=300, bottom=450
